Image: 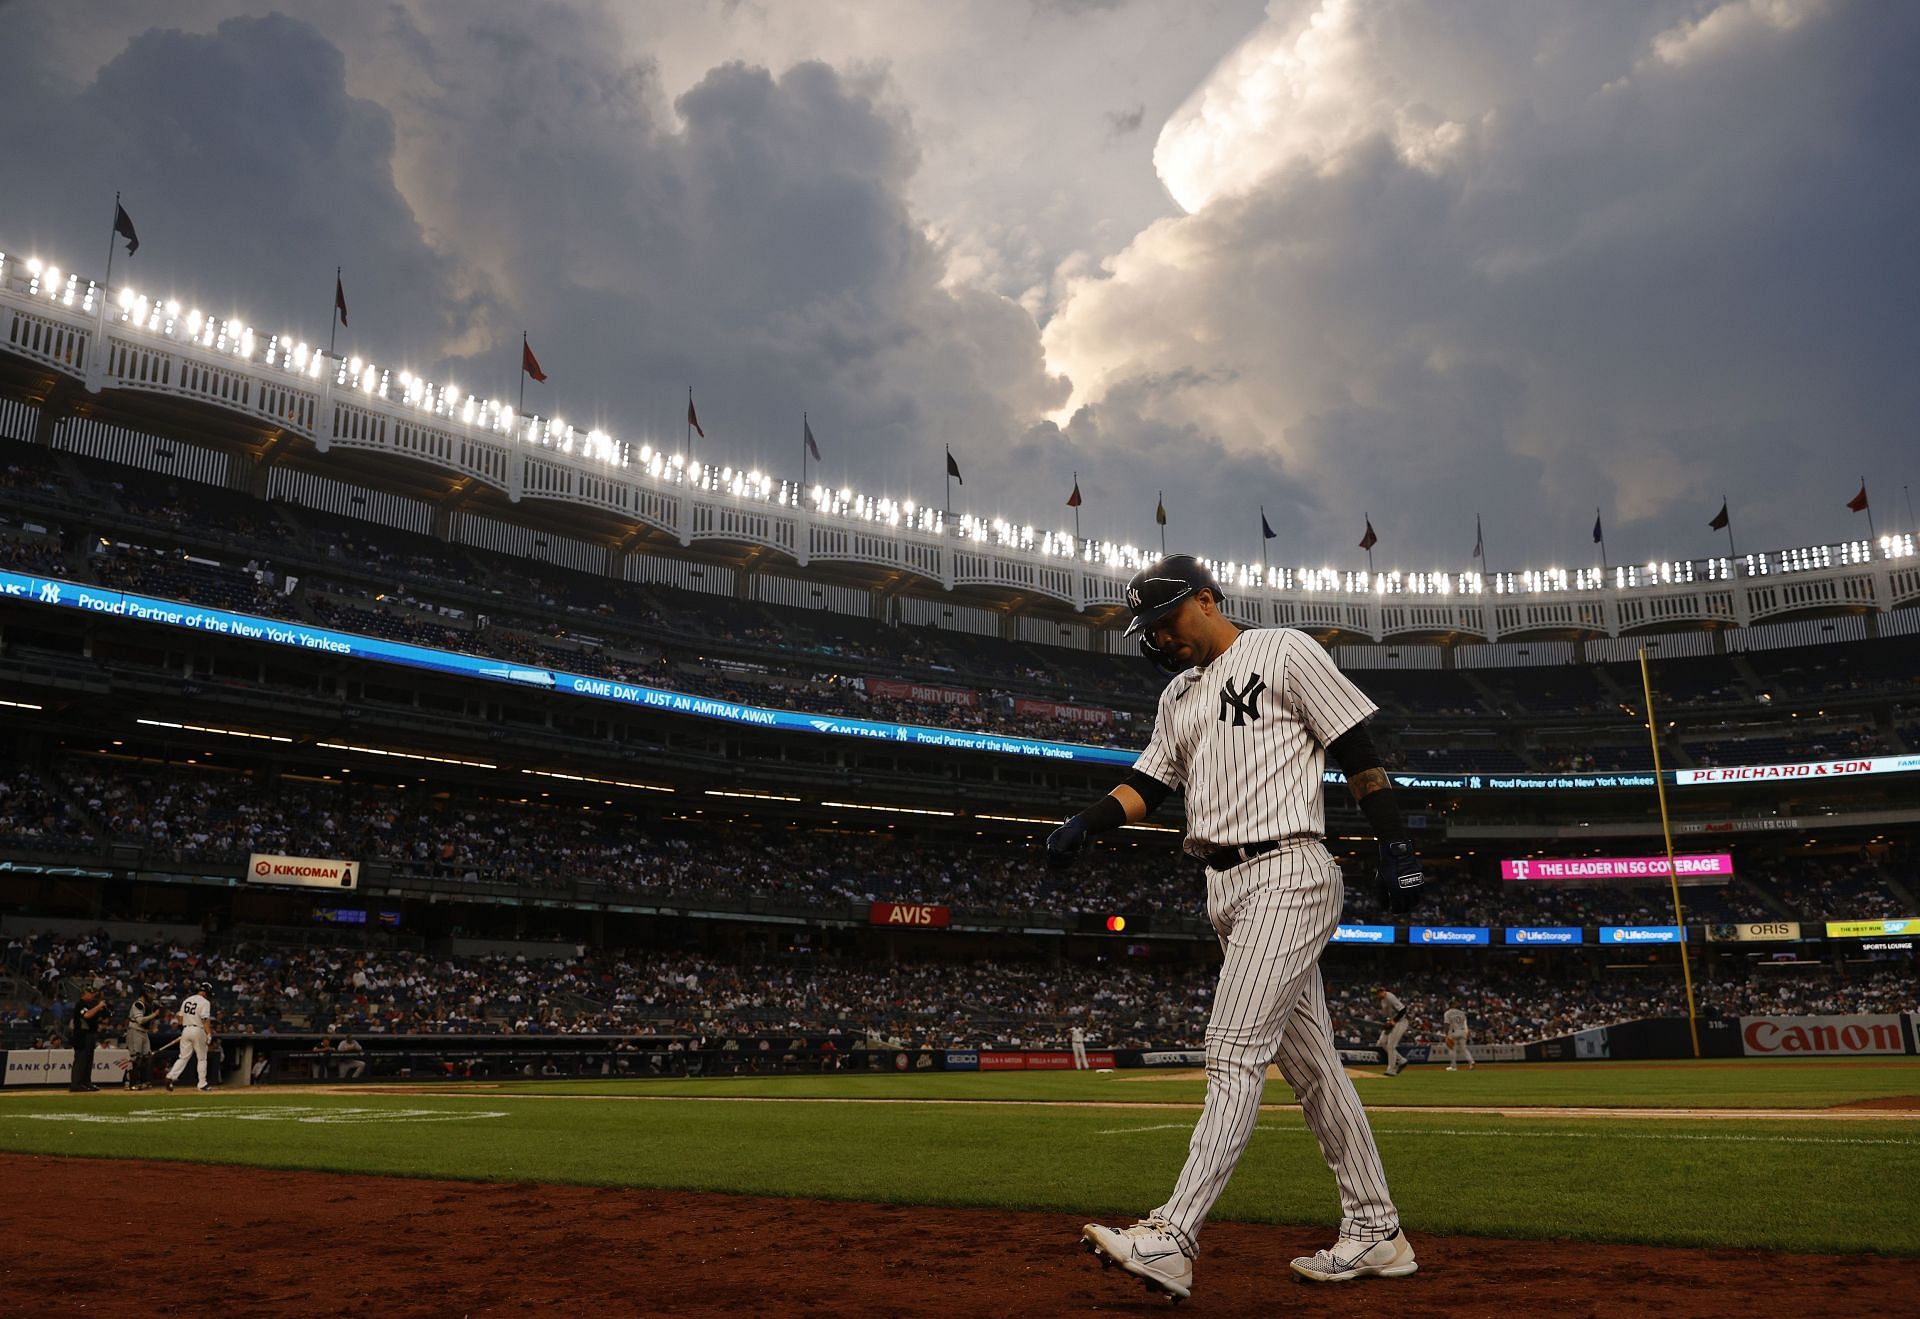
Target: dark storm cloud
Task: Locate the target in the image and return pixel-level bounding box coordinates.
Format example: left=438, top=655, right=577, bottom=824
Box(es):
left=0, top=12, right=483, bottom=349
left=1105, top=104, right=1146, bottom=138
left=1047, top=0, right=1920, bottom=567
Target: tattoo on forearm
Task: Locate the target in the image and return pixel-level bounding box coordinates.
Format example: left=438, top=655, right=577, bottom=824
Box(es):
left=1348, top=767, right=1390, bottom=799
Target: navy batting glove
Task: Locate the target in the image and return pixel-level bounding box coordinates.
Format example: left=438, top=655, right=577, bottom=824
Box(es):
left=1046, top=815, right=1090, bottom=872
left=1377, top=838, right=1425, bottom=914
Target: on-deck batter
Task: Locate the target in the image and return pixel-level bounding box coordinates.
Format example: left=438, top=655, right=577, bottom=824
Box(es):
left=166, top=982, right=215, bottom=1093
left=1052, top=555, right=1427, bottom=1302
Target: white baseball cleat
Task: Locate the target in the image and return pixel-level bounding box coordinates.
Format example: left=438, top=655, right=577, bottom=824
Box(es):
left=1082, top=1218, right=1193, bottom=1302
left=1290, top=1229, right=1418, bottom=1283
left=1445, top=1065, right=1457, bottom=1071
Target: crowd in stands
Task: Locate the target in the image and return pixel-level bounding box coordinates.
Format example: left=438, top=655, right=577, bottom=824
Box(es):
left=3, top=760, right=1914, bottom=931
left=1326, top=965, right=1916, bottom=1048
left=3, top=932, right=1911, bottom=1055
left=0, top=526, right=67, bottom=577
left=3, top=443, right=1914, bottom=771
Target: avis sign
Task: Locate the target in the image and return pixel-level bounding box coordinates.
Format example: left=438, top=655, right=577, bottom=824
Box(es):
left=868, top=901, right=950, bottom=928
left=1740, top=1014, right=1908, bottom=1057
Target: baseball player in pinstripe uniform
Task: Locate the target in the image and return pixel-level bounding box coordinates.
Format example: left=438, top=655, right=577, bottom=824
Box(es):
left=1054, top=555, right=1425, bottom=1302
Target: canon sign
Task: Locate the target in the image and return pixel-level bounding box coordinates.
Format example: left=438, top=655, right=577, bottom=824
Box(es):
left=1740, top=1015, right=1907, bottom=1057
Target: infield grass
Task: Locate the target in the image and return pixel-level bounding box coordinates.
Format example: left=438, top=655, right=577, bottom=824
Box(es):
left=484, top=1055, right=1920, bottom=1108
left=2, top=1059, right=1915, bottom=1257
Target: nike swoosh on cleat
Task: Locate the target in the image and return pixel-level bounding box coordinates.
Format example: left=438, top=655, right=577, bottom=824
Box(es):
left=1133, top=1247, right=1183, bottom=1263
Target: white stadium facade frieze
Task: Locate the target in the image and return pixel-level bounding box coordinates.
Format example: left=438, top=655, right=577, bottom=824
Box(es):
left=4, top=246, right=1917, bottom=653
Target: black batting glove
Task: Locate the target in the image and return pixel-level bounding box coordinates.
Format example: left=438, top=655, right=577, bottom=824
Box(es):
left=1377, top=838, right=1425, bottom=914
left=1045, top=816, right=1090, bottom=872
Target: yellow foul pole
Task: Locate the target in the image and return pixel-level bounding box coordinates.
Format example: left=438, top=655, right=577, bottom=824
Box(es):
left=1638, top=647, right=1701, bottom=1058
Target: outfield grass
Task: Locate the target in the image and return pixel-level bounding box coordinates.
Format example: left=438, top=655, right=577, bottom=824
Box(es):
left=3, top=1061, right=1916, bottom=1255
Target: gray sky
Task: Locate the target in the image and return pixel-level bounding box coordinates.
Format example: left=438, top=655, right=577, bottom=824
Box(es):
left=5, top=0, right=1915, bottom=572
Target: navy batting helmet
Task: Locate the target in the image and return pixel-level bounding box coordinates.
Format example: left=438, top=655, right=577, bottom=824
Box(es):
left=1124, top=555, right=1226, bottom=672
left=1122, top=554, right=1225, bottom=637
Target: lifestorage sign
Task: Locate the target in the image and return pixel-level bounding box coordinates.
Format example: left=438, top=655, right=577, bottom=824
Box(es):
left=247, top=853, right=359, bottom=889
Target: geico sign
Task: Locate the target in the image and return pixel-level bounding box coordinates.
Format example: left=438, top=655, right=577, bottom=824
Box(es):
left=1741, top=1016, right=1905, bottom=1056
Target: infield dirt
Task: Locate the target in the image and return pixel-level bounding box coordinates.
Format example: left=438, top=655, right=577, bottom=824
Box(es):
left=2, top=1153, right=1904, bottom=1317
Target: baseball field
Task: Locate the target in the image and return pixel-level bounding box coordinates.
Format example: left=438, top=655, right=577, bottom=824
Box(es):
left=3, top=1058, right=1915, bottom=1316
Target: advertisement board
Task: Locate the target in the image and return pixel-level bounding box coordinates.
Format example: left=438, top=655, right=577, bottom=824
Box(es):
left=2, top=1048, right=131, bottom=1087
left=1504, top=926, right=1584, bottom=945
left=1739, top=1015, right=1907, bottom=1056
left=1501, top=855, right=1732, bottom=882
left=1599, top=926, right=1684, bottom=944
left=1705, top=921, right=1801, bottom=943
left=865, top=678, right=976, bottom=708
left=1138, top=1050, right=1207, bottom=1068
left=1330, top=924, right=1396, bottom=944
left=1824, top=918, right=1917, bottom=939
left=868, top=902, right=951, bottom=928
left=1408, top=927, right=1491, bottom=946
left=247, top=853, right=358, bottom=890
left=1011, top=698, right=1114, bottom=726
left=1676, top=755, right=1920, bottom=786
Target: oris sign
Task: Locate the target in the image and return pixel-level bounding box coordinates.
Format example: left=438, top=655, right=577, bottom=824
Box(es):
left=1739, top=1015, right=1907, bottom=1057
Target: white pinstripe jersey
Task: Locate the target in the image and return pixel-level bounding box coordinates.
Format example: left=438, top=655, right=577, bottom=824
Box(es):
left=1444, top=1008, right=1468, bottom=1034
left=1132, top=627, right=1377, bottom=859
left=178, top=993, right=212, bottom=1033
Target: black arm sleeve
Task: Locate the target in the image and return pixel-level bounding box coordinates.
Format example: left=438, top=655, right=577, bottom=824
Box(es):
left=1328, top=722, right=1410, bottom=841
left=1122, top=771, right=1174, bottom=815
left=1327, top=722, right=1381, bottom=778
left=1074, top=772, right=1173, bottom=835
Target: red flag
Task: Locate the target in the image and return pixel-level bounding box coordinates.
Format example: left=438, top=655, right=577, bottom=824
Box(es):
left=333, top=273, right=349, bottom=328
left=521, top=338, right=546, bottom=382
left=1066, top=480, right=1082, bottom=509
left=687, top=393, right=705, bottom=439
left=1846, top=483, right=1869, bottom=513
left=1358, top=518, right=1378, bottom=551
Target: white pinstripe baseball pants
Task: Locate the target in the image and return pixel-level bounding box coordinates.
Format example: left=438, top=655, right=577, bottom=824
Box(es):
left=1151, top=842, right=1400, bottom=1252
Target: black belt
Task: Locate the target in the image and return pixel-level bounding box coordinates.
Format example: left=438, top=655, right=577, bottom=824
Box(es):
left=1203, top=839, right=1294, bottom=872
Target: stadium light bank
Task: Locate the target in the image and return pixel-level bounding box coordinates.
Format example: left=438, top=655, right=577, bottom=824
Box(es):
left=3, top=247, right=1915, bottom=604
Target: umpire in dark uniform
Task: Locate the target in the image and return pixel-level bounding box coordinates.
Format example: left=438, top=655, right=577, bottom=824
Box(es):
left=69, top=988, right=108, bottom=1091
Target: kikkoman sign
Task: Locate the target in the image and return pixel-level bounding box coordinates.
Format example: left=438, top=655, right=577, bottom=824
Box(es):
left=246, top=853, right=359, bottom=889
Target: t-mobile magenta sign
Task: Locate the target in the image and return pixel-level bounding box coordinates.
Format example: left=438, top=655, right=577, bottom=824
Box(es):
left=1500, top=854, right=1734, bottom=881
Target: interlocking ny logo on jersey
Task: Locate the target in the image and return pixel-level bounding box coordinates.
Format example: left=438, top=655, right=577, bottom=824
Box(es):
left=1218, top=672, right=1266, bottom=726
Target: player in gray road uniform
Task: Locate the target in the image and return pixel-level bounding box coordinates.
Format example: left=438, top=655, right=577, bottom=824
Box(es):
left=1375, top=988, right=1411, bottom=1076
left=1442, top=1005, right=1475, bottom=1070
left=1059, top=555, right=1426, bottom=1302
